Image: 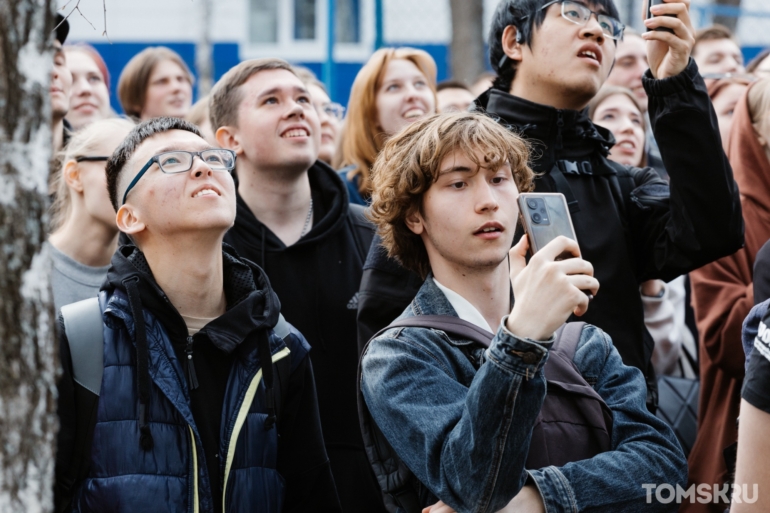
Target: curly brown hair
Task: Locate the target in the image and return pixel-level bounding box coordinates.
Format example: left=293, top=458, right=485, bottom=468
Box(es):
left=369, top=111, right=534, bottom=278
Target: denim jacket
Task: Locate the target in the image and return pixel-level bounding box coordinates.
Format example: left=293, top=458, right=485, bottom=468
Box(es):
left=361, top=276, right=687, bottom=513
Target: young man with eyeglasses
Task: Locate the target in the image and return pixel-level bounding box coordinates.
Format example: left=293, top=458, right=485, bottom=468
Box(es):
left=209, top=60, right=382, bottom=512
left=54, top=117, right=341, bottom=512
left=358, top=0, right=743, bottom=413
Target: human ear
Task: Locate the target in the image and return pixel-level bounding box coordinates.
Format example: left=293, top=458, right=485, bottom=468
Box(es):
left=215, top=126, right=242, bottom=155
left=405, top=208, right=425, bottom=236
left=502, top=25, right=524, bottom=64
left=115, top=204, right=146, bottom=236
left=63, top=160, right=84, bottom=193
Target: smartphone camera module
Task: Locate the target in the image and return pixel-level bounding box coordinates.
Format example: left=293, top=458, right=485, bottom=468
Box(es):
left=527, top=197, right=550, bottom=225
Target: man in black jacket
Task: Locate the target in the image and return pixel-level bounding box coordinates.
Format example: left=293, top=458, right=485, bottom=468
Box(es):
left=210, top=59, right=382, bottom=512
left=55, top=117, right=340, bottom=512
left=357, top=0, right=743, bottom=406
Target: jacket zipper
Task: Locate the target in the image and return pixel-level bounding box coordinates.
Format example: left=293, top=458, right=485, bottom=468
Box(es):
left=186, top=336, right=199, bottom=390
left=221, top=346, right=291, bottom=513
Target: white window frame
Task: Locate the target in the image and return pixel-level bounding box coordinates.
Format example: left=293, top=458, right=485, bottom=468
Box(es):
left=243, top=0, right=375, bottom=63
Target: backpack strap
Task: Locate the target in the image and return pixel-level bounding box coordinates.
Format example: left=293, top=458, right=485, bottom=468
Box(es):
left=383, top=316, right=494, bottom=347
left=552, top=321, right=586, bottom=360
left=61, top=297, right=104, bottom=396
left=57, top=297, right=105, bottom=513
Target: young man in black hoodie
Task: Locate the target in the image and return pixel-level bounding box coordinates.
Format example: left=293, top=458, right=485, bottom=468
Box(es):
left=54, top=117, right=340, bottom=512
left=210, top=59, right=381, bottom=512
left=358, top=0, right=744, bottom=407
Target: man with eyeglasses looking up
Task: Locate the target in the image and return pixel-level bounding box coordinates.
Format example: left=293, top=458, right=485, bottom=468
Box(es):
left=54, top=117, right=340, bottom=512
left=357, top=0, right=743, bottom=415
left=210, top=60, right=382, bottom=512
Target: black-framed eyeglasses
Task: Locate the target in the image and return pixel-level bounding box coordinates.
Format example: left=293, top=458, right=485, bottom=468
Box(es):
left=536, top=0, right=625, bottom=40
left=121, top=149, right=236, bottom=205
left=75, top=156, right=110, bottom=162
left=322, top=102, right=346, bottom=120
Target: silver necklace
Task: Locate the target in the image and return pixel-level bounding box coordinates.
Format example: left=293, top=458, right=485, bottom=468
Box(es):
left=300, top=198, right=314, bottom=237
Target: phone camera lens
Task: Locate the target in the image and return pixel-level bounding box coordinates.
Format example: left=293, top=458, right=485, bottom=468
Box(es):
left=532, top=212, right=542, bottom=224
left=527, top=199, right=539, bottom=210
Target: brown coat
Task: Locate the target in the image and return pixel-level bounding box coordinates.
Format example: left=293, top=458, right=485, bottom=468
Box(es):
left=686, top=83, right=770, bottom=513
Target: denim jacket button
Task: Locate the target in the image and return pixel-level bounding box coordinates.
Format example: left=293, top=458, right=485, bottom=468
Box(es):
left=522, top=352, right=540, bottom=365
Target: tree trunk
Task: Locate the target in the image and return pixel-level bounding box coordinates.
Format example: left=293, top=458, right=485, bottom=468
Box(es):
left=714, top=0, right=741, bottom=33
left=449, top=0, right=485, bottom=85
left=0, top=1, right=58, bottom=511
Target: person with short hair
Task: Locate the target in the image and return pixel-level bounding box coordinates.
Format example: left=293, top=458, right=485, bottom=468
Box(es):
left=335, top=47, right=437, bottom=205
left=54, top=116, right=339, bottom=512
left=436, top=80, right=475, bottom=112
left=48, top=117, right=134, bottom=312
left=692, top=24, right=745, bottom=79
left=65, top=44, right=114, bottom=130
left=117, top=46, right=194, bottom=121
left=209, top=58, right=382, bottom=512
left=361, top=111, right=686, bottom=512
left=52, top=14, right=73, bottom=153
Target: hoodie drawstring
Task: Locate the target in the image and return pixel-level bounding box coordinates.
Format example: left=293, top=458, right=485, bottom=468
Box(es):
left=124, top=276, right=155, bottom=451
left=256, top=330, right=277, bottom=430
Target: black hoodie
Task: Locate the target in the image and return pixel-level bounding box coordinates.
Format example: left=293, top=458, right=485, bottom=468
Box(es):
left=224, top=160, right=382, bottom=512
left=55, top=244, right=341, bottom=513
left=357, top=59, right=743, bottom=390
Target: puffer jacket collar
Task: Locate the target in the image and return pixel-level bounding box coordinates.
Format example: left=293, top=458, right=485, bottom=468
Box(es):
left=103, top=243, right=282, bottom=354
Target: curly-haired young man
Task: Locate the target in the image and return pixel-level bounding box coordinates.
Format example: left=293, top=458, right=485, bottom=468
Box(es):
left=360, top=111, right=686, bottom=513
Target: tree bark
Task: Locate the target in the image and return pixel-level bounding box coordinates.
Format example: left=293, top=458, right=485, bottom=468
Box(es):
left=714, top=0, right=741, bottom=33
left=449, top=0, right=485, bottom=85
left=0, top=1, right=58, bottom=511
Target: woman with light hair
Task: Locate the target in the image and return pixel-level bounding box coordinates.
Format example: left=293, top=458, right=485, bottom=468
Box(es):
left=48, top=117, right=134, bottom=312
left=336, top=47, right=437, bottom=204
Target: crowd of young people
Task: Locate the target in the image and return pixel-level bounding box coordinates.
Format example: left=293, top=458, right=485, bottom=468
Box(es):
left=44, top=2, right=770, bottom=512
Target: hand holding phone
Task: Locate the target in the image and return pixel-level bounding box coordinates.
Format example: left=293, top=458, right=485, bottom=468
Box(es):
left=517, top=193, right=580, bottom=260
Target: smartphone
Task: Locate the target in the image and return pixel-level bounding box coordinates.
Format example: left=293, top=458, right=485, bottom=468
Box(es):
left=646, top=0, right=675, bottom=34
left=517, top=193, right=579, bottom=260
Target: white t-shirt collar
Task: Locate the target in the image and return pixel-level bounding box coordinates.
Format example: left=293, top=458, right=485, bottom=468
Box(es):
left=433, top=278, right=495, bottom=333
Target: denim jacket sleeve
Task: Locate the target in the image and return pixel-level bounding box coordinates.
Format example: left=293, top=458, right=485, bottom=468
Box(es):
left=361, top=321, right=551, bottom=513
left=527, top=325, right=688, bottom=513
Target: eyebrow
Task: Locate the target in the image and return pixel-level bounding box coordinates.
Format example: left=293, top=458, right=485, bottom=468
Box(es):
left=438, top=165, right=476, bottom=176
left=152, top=144, right=213, bottom=155
left=257, top=85, right=308, bottom=99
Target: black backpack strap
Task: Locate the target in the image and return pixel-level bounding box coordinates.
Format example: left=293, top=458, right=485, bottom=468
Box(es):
left=549, top=162, right=580, bottom=214
left=57, top=297, right=105, bottom=513
left=552, top=321, right=586, bottom=360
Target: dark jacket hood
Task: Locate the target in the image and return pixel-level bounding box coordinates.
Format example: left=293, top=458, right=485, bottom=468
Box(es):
left=476, top=88, right=615, bottom=171
left=233, top=159, right=350, bottom=259
left=103, top=242, right=281, bottom=354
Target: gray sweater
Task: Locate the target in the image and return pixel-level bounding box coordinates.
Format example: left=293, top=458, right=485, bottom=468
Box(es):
left=49, top=242, right=110, bottom=313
